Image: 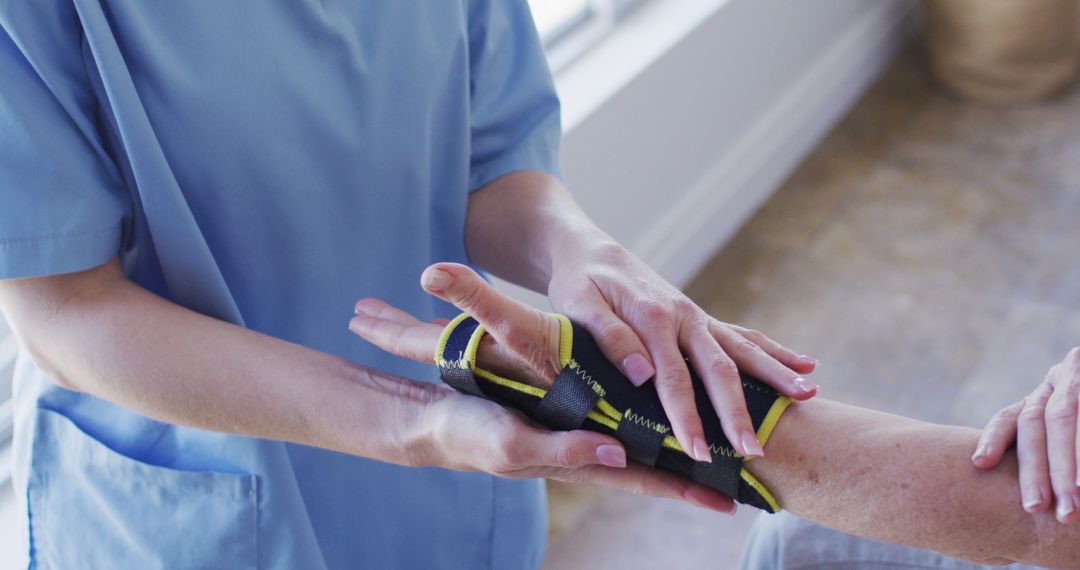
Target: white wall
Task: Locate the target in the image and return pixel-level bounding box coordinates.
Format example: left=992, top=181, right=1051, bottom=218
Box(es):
left=497, top=0, right=917, bottom=308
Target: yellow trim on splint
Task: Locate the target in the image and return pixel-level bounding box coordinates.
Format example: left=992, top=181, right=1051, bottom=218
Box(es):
left=756, top=395, right=792, bottom=449
left=554, top=314, right=574, bottom=368
left=739, top=395, right=792, bottom=512
left=433, top=312, right=474, bottom=367
left=741, top=469, right=781, bottom=513
left=435, top=313, right=791, bottom=512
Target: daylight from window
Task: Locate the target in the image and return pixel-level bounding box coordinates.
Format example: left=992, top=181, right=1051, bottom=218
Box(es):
left=529, top=0, right=590, bottom=41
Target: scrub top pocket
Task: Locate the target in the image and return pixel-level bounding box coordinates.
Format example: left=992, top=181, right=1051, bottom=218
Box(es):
left=26, top=408, right=258, bottom=570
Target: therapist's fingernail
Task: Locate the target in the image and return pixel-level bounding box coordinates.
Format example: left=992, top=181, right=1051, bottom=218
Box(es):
left=692, top=437, right=712, bottom=463
left=793, top=377, right=817, bottom=395
left=971, top=443, right=988, bottom=464
left=622, top=353, right=654, bottom=386
left=422, top=268, right=452, bottom=292
left=740, top=431, right=764, bottom=458
left=596, top=444, right=627, bottom=468
left=799, top=355, right=819, bottom=367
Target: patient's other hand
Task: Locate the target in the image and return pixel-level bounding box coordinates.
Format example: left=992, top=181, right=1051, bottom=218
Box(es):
left=972, top=346, right=1080, bottom=524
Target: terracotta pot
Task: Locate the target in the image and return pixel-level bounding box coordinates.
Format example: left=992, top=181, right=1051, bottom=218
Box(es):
left=924, top=0, right=1080, bottom=104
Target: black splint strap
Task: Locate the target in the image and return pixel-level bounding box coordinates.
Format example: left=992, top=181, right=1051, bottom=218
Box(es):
left=690, top=455, right=743, bottom=499
left=534, top=365, right=602, bottom=431
left=615, top=412, right=667, bottom=467
left=434, top=315, right=484, bottom=397
left=434, top=312, right=792, bottom=513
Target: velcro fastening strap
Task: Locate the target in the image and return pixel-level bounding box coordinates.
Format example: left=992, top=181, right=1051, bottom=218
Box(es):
left=436, top=316, right=485, bottom=398
left=440, top=365, right=484, bottom=398
left=689, top=455, right=743, bottom=499
left=533, top=365, right=601, bottom=431
left=615, top=414, right=667, bottom=467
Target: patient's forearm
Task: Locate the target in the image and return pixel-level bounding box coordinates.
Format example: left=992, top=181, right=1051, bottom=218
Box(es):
left=748, top=399, right=1074, bottom=567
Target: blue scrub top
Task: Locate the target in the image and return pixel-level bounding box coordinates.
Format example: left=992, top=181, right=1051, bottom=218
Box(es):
left=0, top=1, right=561, bottom=568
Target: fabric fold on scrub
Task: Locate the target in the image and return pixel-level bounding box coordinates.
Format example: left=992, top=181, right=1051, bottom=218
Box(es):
left=2, top=0, right=562, bottom=567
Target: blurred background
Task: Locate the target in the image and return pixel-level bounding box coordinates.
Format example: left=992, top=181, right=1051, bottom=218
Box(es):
left=2, top=0, right=1080, bottom=567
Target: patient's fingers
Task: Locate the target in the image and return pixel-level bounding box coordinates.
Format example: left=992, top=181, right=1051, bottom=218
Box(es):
left=973, top=400, right=1021, bottom=469
left=420, top=262, right=562, bottom=379
left=351, top=296, right=546, bottom=385
left=1045, top=361, right=1080, bottom=524
left=349, top=308, right=442, bottom=363
left=1065, top=348, right=1080, bottom=492
left=1018, top=382, right=1053, bottom=514
left=354, top=297, right=421, bottom=325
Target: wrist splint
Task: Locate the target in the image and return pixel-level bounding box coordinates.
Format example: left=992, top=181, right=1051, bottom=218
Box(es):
left=434, top=313, right=792, bottom=512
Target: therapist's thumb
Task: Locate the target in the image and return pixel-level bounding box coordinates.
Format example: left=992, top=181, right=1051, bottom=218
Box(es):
left=515, top=428, right=628, bottom=470
left=420, top=262, right=547, bottom=342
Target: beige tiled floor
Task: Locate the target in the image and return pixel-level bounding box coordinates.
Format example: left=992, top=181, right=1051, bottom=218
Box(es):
left=543, top=46, right=1080, bottom=569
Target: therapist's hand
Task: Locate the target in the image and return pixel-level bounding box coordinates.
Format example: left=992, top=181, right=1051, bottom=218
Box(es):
left=348, top=277, right=736, bottom=514
left=972, top=346, right=1080, bottom=523
left=545, top=240, right=818, bottom=462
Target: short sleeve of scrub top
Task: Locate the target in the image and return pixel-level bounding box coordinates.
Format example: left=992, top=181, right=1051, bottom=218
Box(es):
left=0, top=9, right=130, bottom=279
left=467, top=0, right=562, bottom=191
left=2, top=1, right=565, bottom=569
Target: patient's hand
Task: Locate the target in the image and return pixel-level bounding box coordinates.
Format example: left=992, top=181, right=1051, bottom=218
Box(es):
left=972, top=346, right=1080, bottom=523
left=348, top=263, right=737, bottom=513
left=349, top=271, right=561, bottom=391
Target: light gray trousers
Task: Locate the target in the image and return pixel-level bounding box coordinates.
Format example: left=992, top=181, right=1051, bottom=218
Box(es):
left=738, top=512, right=1044, bottom=570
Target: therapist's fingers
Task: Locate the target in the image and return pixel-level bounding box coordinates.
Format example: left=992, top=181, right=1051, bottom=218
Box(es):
left=421, top=262, right=562, bottom=379
left=491, top=424, right=628, bottom=473
left=1017, top=382, right=1053, bottom=515
left=726, top=323, right=818, bottom=376
left=350, top=299, right=442, bottom=363
left=682, top=318, right=760, bottom=459
left=972, top=399, right=1022, bottom=469
left=711, top=320, right=817, bottom=402
left=559, top=289, right=655, bottom=387
left=484, top=421, right=734, bottom=513
left=546, top=461, right=736, bottom=514
left=645, top=324, right=711, bottom=463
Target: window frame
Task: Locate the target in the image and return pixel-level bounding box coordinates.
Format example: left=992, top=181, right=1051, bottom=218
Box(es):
left=533, top=0, right=647, bottom=72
